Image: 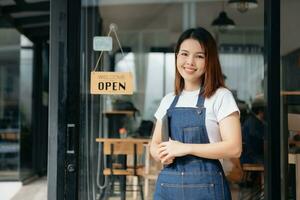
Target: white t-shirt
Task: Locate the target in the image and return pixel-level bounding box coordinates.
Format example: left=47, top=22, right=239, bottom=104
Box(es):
left=154, top=87, right=240, bottom=143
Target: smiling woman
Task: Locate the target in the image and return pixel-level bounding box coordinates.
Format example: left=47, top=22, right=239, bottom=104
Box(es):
left=150, top=27, right=242, bottom=200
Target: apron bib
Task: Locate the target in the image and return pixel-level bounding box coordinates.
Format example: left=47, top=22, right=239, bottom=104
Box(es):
left=154, top=91, right=232, bottom=200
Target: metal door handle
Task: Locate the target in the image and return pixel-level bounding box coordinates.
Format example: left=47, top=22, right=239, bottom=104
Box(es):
left=66, top=124, right=75, bottom=154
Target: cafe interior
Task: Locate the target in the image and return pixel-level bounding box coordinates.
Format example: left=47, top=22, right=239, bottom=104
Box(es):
left=79, top=0, right=300, bottom=199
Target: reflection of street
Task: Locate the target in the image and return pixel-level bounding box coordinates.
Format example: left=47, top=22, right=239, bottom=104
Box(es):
left=0, top=128, right=19, bottom=177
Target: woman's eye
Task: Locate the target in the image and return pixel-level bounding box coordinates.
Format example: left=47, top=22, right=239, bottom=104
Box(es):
left=196, top=55, right=204, bottom=59
left=181, top=52, right=188, bottom=56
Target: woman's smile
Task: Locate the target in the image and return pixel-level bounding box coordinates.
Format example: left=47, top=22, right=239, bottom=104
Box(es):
left=183, top=66, right=198, bottom=74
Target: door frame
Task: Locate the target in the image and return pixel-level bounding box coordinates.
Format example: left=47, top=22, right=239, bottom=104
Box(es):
left=264, top=0, right=282, bottom=199
left=48, top=0, right=282, bottom=199
left=48, top=0, right=81, bottom=199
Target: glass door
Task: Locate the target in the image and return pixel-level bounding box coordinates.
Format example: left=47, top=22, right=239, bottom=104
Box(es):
left=79, top=0, right=266, bottom=199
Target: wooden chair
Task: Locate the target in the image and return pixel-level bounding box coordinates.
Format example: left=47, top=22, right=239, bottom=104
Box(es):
left=102, top=139, right=145, bottom=200
left=239, top=163, right=264, bottom=200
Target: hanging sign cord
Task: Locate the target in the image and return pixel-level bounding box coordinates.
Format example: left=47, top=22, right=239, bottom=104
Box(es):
left=93, top=23, right=126, bottom=72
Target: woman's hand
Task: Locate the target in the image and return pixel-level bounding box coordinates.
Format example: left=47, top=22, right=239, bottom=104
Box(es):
left=158, top=139, right=188, bottom=163
left=151, top=141, right=174, bottom=165
left=161, top=157, right=174, bottom=165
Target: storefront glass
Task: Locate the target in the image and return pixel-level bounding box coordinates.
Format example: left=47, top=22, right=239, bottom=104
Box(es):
left=79, top=0, right=265, bottom=199
left=281, top=0, right=300, bottom=199
left=0, top=29, right=34, bottom=181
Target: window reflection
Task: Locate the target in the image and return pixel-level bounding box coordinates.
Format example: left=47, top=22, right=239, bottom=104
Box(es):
left=220, top=53, right=264, bottom=102
left=80, top=0, right=266, bottom=199
left=0, top=32, right=33, bottom=180
left=144, top=52, right=175, bottom=120
left=0, top=29, right=21, bottom=180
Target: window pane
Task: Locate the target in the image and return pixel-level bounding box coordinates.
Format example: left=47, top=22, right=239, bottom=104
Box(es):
left=79, top=0, right=265, bottom=199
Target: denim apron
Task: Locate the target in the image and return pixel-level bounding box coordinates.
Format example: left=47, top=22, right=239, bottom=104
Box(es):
left=154, top=91, right=232, bottom=200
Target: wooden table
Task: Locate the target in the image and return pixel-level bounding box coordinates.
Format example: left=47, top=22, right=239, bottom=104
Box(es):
left=96, top=138, right=151, bottom=199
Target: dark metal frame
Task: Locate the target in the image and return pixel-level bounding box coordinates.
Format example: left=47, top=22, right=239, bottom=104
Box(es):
left=264, top=0, right=281, bottom=199
left=48, top=0, right=67, bottom=198
left=48, top=0, right=80, bottom=199
left=32, top=41, right=49, bottom=176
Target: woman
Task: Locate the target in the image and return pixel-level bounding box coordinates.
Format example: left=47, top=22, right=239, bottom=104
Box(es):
left=150, top=27, right=242, bottom=200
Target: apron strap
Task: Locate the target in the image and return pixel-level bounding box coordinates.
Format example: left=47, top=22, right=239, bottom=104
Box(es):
left=169, top=95, right=180, bottom=109
left=196, top=87, right=205, bottom=108
left=169, top=87, right=205, bottom=109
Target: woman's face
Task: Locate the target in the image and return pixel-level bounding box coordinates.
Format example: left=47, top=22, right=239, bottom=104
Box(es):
left=176, top=38, right=206, bottom=84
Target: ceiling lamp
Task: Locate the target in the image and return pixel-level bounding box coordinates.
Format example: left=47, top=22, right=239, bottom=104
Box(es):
left=211, top=11, right=235, bottom=31
left=228, top=0, right=258, bottom=13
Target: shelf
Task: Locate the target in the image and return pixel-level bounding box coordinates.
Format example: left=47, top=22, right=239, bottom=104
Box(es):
left=281, top=91, right=300, bottom=96
left=103, top=110, right=135, bottom=115
left=96, top=138, right=150, bottom=144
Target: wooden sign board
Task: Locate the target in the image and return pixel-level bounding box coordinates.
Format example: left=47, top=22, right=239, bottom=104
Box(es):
left=90, top=71, right=133, bottom=95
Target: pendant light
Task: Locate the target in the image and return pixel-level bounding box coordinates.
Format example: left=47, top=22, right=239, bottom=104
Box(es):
left=228, top=0, right=258, bottom=13
left=211, top=1, right=235, bottom=31
left=212, top=11, right=235, bottom=30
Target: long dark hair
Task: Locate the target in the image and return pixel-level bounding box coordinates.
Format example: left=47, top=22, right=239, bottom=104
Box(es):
left=174, top=27, right=225, bottom=98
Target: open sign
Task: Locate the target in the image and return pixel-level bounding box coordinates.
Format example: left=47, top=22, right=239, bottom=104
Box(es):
left=90, top=71, right=133, bottom=95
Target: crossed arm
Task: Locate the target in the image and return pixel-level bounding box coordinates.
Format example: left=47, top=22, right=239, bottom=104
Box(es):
left=150, top=112, right=242, bottom=164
